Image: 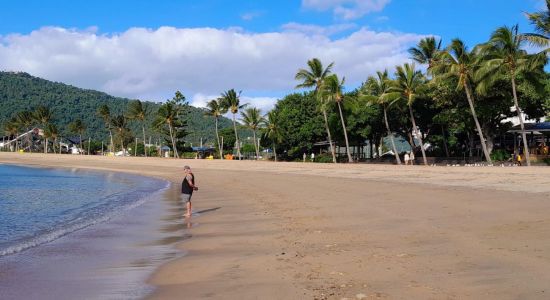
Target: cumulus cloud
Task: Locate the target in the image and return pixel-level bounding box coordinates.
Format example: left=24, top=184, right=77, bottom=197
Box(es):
left=302, top=0, right=391, bottom=20
left=0, top=25, right=424, bottom=110
left=281, top=22, right=357, bottom=36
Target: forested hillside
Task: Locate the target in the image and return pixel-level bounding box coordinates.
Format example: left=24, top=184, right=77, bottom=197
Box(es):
left=0, top=71, right=233, bottom=145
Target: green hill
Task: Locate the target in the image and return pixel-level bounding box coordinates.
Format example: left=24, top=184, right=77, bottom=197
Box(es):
left=0, top=71, right=233, bottom=145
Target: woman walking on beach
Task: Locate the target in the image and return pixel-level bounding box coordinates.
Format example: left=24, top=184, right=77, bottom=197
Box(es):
left=182, top=165, right=198, bottom=218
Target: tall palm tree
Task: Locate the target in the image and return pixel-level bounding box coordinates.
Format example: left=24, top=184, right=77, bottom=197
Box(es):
left=16, top=111, right=34, bottom=152
left=391, top=63, right=428, bottom=165
left=153, top=102, right=181, bottom=158
left=408, top=37, right=443, bottom=75
left=524, top=1, right=550, bottom=52
left=127, top=100, right=150, bottom=157
left=241, top=107, right=264, bottom=160
left=43, top=123, right=59, bottom=154
left=3, top=117, right=19, bottom=152
left=68, top=119, right=86, bottom=154
left=433, top=39, right=493, bottom=164
left=33, top=106, right=53, bottom=153
left=221, top=89, right=247, bottom=160
left=295, top=58, right=337, bottom=163
left=262, top=110, right=283, bottom=162
left=97, top=104, right=115, bottom=155
left=322, top=74, right=353, bottom=163
left=205, top=98, right=227, bottom=159
left=361, top=70, right=402, bottom=164
left=478, top=25, right=540, bottom=166
left=111, top=115, right=130, bottom=155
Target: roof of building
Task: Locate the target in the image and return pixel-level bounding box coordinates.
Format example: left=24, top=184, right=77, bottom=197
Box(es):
left=508, top=122, right=550, bottom=133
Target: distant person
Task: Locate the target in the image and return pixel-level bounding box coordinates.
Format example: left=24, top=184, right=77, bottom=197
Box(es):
left=311, top=152, right=315, bottom=162
left=181, top=165, right=198, bottom=218
left=303, top=153, right=306, bottom=162
left=410, top=151, right=415, bottom=165
left=404, top=152, right=410, bottom=165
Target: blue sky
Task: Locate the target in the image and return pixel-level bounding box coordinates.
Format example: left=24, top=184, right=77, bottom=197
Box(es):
left=0, top=0, right=544, bottom=110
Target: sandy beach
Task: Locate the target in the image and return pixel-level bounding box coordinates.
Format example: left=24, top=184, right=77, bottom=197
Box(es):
left=1, top=152, right=550, bottom=299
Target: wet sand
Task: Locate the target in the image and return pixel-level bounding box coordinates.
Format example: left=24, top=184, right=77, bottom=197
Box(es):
left=1, top=152, right=550, bottom=299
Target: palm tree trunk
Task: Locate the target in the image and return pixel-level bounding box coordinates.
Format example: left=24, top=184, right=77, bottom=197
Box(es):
left=408, top=104, right=428, bottom=165
left=441, top=124, right=450, bottom=157
left=383, top=105, right=402, bottom=165
left=168, top=123, right=178, bottom=158
left=272, top=142, right=277, bottom=162
left=464, top=82, right=493, bottom=164
left=232, top=114, right=241, bottom=160
left=511, top=76, right=530, bottom=166
left=322, top=109, right=337, bottom=163
left=215, top=117, right=223, bottom=159
left=337, top=102, right=353, bottom=163
left=142, top=124, right=147, bottom=157
left=45, top=138, right=48, bottom=154
left=109, top=129, right=114, bottom=154
left=79, top=134, right=83, bottom=155
left=253, top=130, right=259, bottom=160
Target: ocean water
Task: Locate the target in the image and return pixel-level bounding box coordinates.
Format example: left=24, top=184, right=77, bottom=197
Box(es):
left=0, top=164, right=167, bottom=256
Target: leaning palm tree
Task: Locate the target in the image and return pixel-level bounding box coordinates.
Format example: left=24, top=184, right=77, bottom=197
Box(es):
left=262, top=110, right=283, bottom=162
left=524, top=1, right=550, bottom=52
left=110, top=115, right=130, bottom=155
left=408, top=37, right=443, bottom=76
left=97, top=104, right=115, bottom=155
left=432, top=39, right=493, bottom=164
left=361, top=70, right=402, bottom=164
left=153, top=102, right=180, bottom=158
left=16, top=111, right=34, bottom=152
left=295, top=58, right=337, bottom=163
left=33, top=106, right=53, bottom=153
left=221, top=89, right=247, bottom=160
left=127, top=100, right=150, bottom=157
left=477, top=25, right=539, bottom=166
left=240, top=107, right=264, bottom=160
left=68, top=119, right=86, bottom=155
left=390, top=63, right=428, bottom=165
left=205, top=98, right=228, bottom=159
left=44, top=123, right=59, bottom=154
left=321, top=74, right=353, bottom=163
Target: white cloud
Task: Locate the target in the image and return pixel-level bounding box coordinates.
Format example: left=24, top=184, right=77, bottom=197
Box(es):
left=0, top=25, right=425, bottom=111
left=282, top=22, right=357, bottom=36
left=241, top=11, right=263, bottom=21
left=302, top=0, right=391, bottom=20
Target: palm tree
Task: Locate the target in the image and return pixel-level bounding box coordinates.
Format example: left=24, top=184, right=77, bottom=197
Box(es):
left=127, top=100, right=150, bottom=157
left=154, top=102, right=180, bottom=158
left=240, top=107, right=264, bottom=160
left=68, top=119, right=86, bottom=154
left=3, top=117, right=19, bottom=152
left=524, top=1, right=550, bottom=52
left=262, top=110, right=283, bottom=162
left=295, top=58, right=337, bottom=163
left=97, top=104, right=115, bottom=155
left=16, top=111, right=33, bottom=152
left=408, top=37, right=443, bottom=75
left=391, top=63, right=428, bottom=165
left=43, top=123, right=59, bottom=154
left=221, top=89, right=247, bottom=160
left=321, top=74, right=353, bottom=163
left=205, top=98, right=227, bottom=159
left=33, top=106, right=53, bottom=153
left=433, top=39, right=493, bottom=164
left=111, top=115, right=130, bottom=155
left=361, top=70, right=402, bottom=164
left=478, top=25, right=540, bottom=166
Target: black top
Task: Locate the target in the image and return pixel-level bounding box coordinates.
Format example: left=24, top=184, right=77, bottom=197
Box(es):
left=181, top=173, right=195, bottom=194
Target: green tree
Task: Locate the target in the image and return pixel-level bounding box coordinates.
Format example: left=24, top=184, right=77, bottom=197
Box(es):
left=321, top=74, right=353, bottom=162
left=262, top=110, right=283, bottom=162
left=221, top=89, right=246, bottom=160
left=478, top=25, right=542, bottom=166
left=295, top=58, right=337, bottom=163
left=433, top=39, right=493, bottom=163
left=3, top=117, right=19, bottom=151
left=153, top=91, right=186, bottom=158
left=97, top=104, right=115, bottom=154
left=68, top=119, right=86, bottom=154
left=240, top=107, right=264, bottom=160
left=524, top=1, right=550, bottom=53
left=391, top=63, right=428, bottom=165
left=127, top=100, right=150, bottom=157
left=44, top=123, right=59, bottom=154
left=111, top=115, right=130, bottom=154
left=205, top=98, right=227, bottom=159
left=33, top=106, right=53, bottom=153
left=16, top=111, right=34, bottom=152
left=361, top=70, right=402, bottom=164
left=408, top=37, right=443, bottom=76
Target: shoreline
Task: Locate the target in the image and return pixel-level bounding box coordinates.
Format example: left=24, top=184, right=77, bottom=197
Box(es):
left=2, top=153, right=550, bottom=299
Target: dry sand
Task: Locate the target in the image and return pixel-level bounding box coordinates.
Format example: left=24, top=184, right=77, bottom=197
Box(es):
left=2, top=152, right=550, bottom=299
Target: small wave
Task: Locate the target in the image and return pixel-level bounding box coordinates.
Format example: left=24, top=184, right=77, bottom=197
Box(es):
left=0, top=181, right=170, bottom=257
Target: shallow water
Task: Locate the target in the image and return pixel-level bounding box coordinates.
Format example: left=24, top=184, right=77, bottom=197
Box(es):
left=0, top=164, right=189, bottom=299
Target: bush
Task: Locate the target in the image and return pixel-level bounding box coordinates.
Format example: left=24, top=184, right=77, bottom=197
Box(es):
left=490, top=149, right=510, bottom=162
left=543, top=158, right=550, bottom=166
left=315, top=153, right=334, bottom=163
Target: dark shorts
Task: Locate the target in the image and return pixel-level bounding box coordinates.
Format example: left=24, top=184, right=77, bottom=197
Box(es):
left=181, top=193, right=192, bottom=203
